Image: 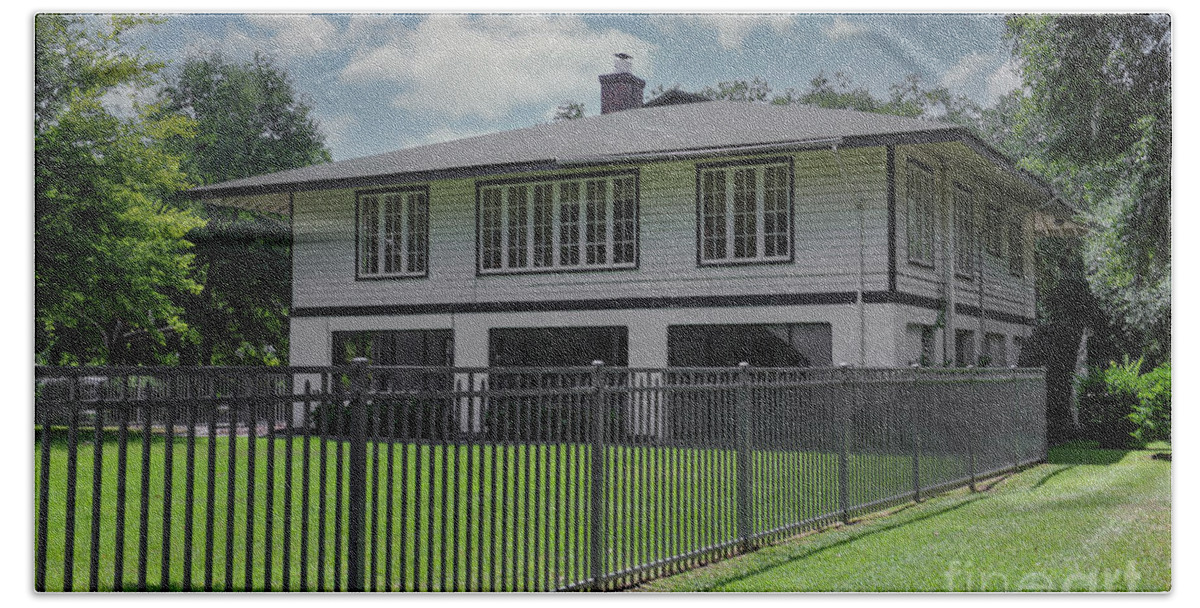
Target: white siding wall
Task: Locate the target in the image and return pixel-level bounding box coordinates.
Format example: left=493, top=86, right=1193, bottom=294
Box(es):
left=893, top=143, right=1037, bottom=321
left=292, top=147, right=890, bottom=309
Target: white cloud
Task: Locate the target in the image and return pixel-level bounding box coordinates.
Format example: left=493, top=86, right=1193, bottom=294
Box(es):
left=178, top=16, right=337, bottom=64
left=941, top=52, right=991, bottom=91
left=824, top=16, right=869, bottom=41
left=985, top=59, right=1023, bottom=101
left=656, top=14, right=793, bottom=51
left=245, top=14, right=337, bottom=60
left=698, top=14, right=793, bottom=50
left=339, top=15, right=655, bottom=120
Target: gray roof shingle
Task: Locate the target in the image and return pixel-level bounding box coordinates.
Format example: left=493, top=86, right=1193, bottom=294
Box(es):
left=191, top=101, right=972, bottom=197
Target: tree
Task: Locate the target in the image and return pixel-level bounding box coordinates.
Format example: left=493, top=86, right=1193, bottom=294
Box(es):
left=1006, top=14, right=1171, bottom=362
left=554, top=101, right=585, bottom=121
left=35, top=15, right=203, bottom=365
left=158, top=53, right=332, bottom=365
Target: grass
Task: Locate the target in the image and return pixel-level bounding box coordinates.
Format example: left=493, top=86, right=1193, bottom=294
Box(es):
left=33, top=427, right=1017, bottom=592
left=634, top=442, right=1171, bottom=592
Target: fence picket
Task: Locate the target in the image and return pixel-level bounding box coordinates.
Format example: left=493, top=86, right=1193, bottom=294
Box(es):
left=34, top=364, right=1045, bottom=593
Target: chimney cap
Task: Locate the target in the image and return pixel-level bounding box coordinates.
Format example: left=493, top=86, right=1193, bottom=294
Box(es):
left=613, top=53, right=633, bottom=74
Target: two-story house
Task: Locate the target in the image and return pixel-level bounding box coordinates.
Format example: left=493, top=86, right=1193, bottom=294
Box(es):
left=192, top=57, right=1074, bottom=371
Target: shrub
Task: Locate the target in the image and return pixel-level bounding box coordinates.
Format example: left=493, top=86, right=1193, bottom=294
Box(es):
left=1130, top=361, right=1171, bottom=445
left=1076, top=357, right=1172, bottom=448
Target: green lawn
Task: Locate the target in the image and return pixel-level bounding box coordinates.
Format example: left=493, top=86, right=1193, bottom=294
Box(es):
left=634, top=442, right=1171, bottom=592
left=34, top=428, right=1011, bottom=592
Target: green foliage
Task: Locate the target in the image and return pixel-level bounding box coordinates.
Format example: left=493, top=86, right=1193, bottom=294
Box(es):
left=35, top=15, right=203, bottom=365
left=157, top=52, right=333, bottom=365
left=1076, top=357, right=1171, bottom=448
left=1005, top=14, right=1171, bottom=363
left=650, top=71, right=981, bottom=124
left=1129, top=360, right=1171, bottom=445
left=553, top=101, right=585, bottom=121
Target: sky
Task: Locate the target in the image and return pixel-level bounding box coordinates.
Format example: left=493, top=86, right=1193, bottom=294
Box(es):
left=113, top=13, right=1023, bottom=162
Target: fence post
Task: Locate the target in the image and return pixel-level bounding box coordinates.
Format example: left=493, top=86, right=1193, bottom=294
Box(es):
left=589, top=360, right=607, bottom=591
left=839, top=363, right=852, bottom=525
left=910, top=364, right=921, bottom=502
left=347, top=358, right=369, bottom=592
left=735, top=362, right=753, bottom=551
left=966, top=371, right=977, bottom=493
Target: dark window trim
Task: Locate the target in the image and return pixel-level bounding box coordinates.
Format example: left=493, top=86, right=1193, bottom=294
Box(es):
left=952, top=181, right=976, bottom=282
left=474, top=168, right=641, bottom=277
left=694, top=155, right=796, bottom=268
left=904, top=158, right=937, bottom=269
left=886, top=146, right=897, bottom=292
left=354, top=184, right=431, bottom=281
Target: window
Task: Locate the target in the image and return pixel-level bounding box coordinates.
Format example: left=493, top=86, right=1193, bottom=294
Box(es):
left=906, top=161, right=936, bottom=266
left=478, top=172, right=637, bottom=274
left=489, top=326, right=629, bottom=366
left=1013, top=336, right=1027, bottom=366
left=955, top=329, right=976, bottom=368
left=983, top=332, right=1007, bottom=367
left=332, top=329, right=453, bottom=365
left=697, top=158, right=793, bottom=265
left=953, top=185, right=976, bottom=277
left=356, top=187, right=429, bottom=278
left=667, top=323, right=832, bottom=367
left=1007, top=213, right=1025, bottom=277
left=907, top=323, right=937, bottom=367
left=984, top=203, right=1005, bottom=258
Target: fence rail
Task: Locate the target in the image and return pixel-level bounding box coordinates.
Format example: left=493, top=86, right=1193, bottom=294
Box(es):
left=34, top=363, right=1046, bottom=592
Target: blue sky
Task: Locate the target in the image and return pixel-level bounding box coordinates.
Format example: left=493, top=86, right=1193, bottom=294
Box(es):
left=116, top=13, right=1022, bottom=162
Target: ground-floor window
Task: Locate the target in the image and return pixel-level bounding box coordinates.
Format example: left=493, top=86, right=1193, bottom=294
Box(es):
left=983, top=332, right=1007, bottom=367
left=331, top=329, right=454, bottom=365
left=955, top=329, right=977, bottom=367
left=488, top=326, right=629, bottom=367
left=667, top=323, right=833, bottom=367
left=906, top=323, right=937, bottom=367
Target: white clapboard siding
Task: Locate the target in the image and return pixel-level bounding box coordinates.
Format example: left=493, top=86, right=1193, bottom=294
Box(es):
left=293, top=147, right=891, bottom=309
left=891, top=143, right=1036, bottom=319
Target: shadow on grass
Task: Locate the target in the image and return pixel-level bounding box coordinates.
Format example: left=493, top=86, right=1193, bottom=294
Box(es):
left=1047, top=444, right=1128, bottom=466
left=1031, top=465, right=1074, bottom=489
left=686, top=494, right=987, bottom=591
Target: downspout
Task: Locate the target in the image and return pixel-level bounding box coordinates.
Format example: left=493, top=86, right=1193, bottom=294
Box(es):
left=940, top=161, right=956, bottom=366
left=833, top=144, right=867, bottom=367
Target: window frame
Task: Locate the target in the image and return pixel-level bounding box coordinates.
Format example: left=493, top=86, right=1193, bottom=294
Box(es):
left=953, top=183, right=976, bottom=280
left=355, top=185, right=431, bottom=280
left=474, top=169, right=640, bottom=276
left=905, top=159, right=937, bottom=268
left=694, top=156, right=795, bottom=267
left=1007, top=211, right=1026, bottom=277
left=983, top=202, right=1006, bottom=259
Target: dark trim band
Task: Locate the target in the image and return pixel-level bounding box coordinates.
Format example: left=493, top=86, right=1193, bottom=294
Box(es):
left=886, top=145, right=897, bottom=292
left=293, top=289, right=1035, bottom=325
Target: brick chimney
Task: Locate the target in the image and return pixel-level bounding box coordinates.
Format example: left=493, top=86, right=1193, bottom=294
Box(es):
left=599, top=53, right=645, bottom=114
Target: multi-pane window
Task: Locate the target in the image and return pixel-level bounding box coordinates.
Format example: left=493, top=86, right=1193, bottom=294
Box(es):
left=984, top=203, right=1005, bottom=258
left=478, top=172, right=638, bottom=274
left=906, top=161, right=936, bottom=266
left=1007, top=213, right=1025, bottom=277
left=357, top=187, right=429, bottom=278
left=697, top=159, right=792, bottom=265
left=953, top=185, right=975, bottom=277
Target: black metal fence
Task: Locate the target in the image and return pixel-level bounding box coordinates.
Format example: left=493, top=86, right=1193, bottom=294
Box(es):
left=34, top=363, right=1046, bottom=592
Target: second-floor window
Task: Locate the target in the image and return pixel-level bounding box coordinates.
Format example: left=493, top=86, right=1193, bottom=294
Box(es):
left=906, top=161, right=936, bottom=266
left=477, top=172, right=638, bottom=274
left=953, top=185, right=975, bottom=277
left=697, top=157, right=793, bottom=265
left=357, top=186, right=429, bottom=279
left=984, top=202, right=1006, bottom=258
left=1008, top=213, right=1025, bottom=277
